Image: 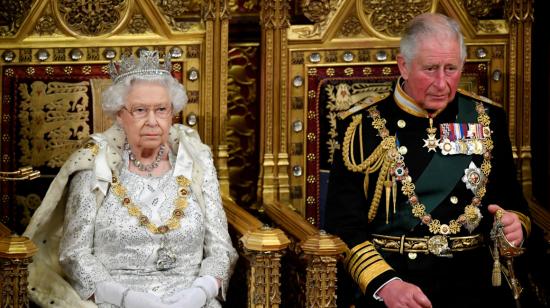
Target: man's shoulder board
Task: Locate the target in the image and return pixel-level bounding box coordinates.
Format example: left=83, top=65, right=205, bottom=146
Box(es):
left=338, top=92, right=390, bottom=120
left=457, top=88, right=502, bottom=108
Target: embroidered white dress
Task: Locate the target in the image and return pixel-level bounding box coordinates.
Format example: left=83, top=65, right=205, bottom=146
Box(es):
left=59, top=151, right=237, bottom=308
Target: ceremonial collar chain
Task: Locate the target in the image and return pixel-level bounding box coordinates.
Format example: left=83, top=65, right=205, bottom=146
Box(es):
left=125, top=143, right=165, bottom=173
left=367, top=103, right=493, bottom=235
left=111, top=174, right=191, bottom=234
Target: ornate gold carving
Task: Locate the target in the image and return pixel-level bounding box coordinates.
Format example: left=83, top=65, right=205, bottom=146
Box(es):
left=187, top=45, right=200, bottom=58
left=476, top=20, right=507, bottom=34
left=54, top=48, right=65, bottom=61
left=128, top=14, right=149, bottom=34
left=339, top=15, right=362, bottom=37
left=35, top=15, right=57, bottom=36
left=55, top=0, right=129, bottom=36
left=155, top=0, right=201, bottom=31
left=0, top=1, right=32, bottom=37
left=294, top=0, right=338, bottom=37
left=461, top=0, right=503, bottom=18
left=19, top=49, right=32, bottom=62
left=247, top=252, right=284, bottom=306
left=18, top=81, right=90, bottom=168
left=362, top=0, right=432, bottom=38
left=304, top=255, right=338, bottom=307
left=291, top=51, right=304, bottom=65
left=0, top=236, right=37, bottom=308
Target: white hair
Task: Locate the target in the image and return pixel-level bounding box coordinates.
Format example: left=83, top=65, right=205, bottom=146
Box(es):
left=400, top=13, right=467, bottom=66
left=101, top=74, right=188, bottom=118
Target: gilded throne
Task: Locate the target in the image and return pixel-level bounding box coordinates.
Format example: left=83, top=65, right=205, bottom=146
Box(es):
left=0, top=0, right=548, bottom=307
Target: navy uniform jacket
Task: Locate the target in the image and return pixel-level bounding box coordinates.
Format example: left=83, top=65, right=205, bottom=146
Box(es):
left=325, top=82, right=531, bottom=307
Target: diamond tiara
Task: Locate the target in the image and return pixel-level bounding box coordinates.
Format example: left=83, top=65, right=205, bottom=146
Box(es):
left=109, top=50, right=172, bottom=84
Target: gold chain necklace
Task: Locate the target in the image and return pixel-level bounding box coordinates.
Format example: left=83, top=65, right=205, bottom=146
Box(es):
left=111, top=174, right=191, bottom=234
left=367, top=102, right=493, bottom=235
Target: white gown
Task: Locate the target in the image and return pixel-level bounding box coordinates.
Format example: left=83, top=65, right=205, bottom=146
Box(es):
left=59, top=151, right=236, bottom=308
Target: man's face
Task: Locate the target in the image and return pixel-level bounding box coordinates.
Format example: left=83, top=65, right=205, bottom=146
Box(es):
left=397, top=36, right=463, bottom=111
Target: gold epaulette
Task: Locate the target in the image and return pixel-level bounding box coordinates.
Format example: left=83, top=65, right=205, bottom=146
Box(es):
left=343, top=240, right=393, bottom=294
left=457, top=88, right=502, bottom=108
left=338, top=92, right=390, bottom=120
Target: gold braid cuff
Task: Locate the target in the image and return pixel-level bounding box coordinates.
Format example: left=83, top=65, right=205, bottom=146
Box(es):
left=508, top=210, right=531, bottom=237
left=344, top=241, right=393, bottom=294
left=342, top=114, right=395, bottom=222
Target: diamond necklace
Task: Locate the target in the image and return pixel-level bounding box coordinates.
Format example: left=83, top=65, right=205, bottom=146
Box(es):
left=125, top=143, right=165, bottom=172
left=367, top=102, right=493, bottom=235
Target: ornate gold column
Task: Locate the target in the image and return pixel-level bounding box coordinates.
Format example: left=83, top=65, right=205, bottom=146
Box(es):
left=506, top=0, right=534, bottom=197
left=240, top=226, right=290, bottom=308
left=258, top=0, right=291, bottom=204
left=301, top=231, right=347, bottom=308
left=204, top=0, right=231, bottom=195
left=0, top=232, right=37, bottom=308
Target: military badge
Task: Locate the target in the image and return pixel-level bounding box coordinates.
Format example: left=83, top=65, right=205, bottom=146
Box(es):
left=462, top=162, right=485, bottom=194
left=439, top=123, right=486, bottom=155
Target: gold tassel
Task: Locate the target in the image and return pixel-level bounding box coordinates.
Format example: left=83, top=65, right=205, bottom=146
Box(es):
left=384, top=173, right=391, bottom=224
left=492, top=242, right=501, bottom=286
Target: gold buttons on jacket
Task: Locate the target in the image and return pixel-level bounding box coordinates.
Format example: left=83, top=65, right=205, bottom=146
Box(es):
left=397, top=119, right=406, bottom=128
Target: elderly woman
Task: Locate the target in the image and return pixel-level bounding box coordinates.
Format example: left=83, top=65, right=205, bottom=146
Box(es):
left=23, top=51, right=237, bottom=308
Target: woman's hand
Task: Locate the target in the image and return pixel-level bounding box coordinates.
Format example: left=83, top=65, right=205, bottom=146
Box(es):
left=488, top=204, right=523, bottom=246
left=94, top=281, right=168, bottom=308
left=163, top=275, right=219, bottom=307
left=377, top=279, right=432, bottom=308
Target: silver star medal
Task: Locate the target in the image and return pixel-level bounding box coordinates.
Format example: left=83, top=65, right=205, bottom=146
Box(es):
left=462, top=161, right=485, bottom=194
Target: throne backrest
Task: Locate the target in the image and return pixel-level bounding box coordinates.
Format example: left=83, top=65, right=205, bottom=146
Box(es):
left=285, top=1, right=509, bottom=227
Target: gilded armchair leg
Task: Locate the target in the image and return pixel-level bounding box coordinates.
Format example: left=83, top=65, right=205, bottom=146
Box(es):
left=248, top=252, right=284, bottom=307
left=305, top=255, right=338, bottom=308
left=0, top=235, right=37, bottom=308
left=302, top=231, right=347, bottom=308
left=241, top=226, right=290, bottom=308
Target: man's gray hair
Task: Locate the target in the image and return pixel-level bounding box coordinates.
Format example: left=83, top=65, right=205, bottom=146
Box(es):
left=101, top=74, right=188, bottom=118
left=400, top=13, right=467, bottom=66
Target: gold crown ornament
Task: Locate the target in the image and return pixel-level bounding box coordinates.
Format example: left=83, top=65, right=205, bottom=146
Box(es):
left=109, top=50, right=172, bottom=84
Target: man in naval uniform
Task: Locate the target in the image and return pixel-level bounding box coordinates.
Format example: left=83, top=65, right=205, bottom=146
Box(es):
left=325, top=13, right=531, bottom=308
